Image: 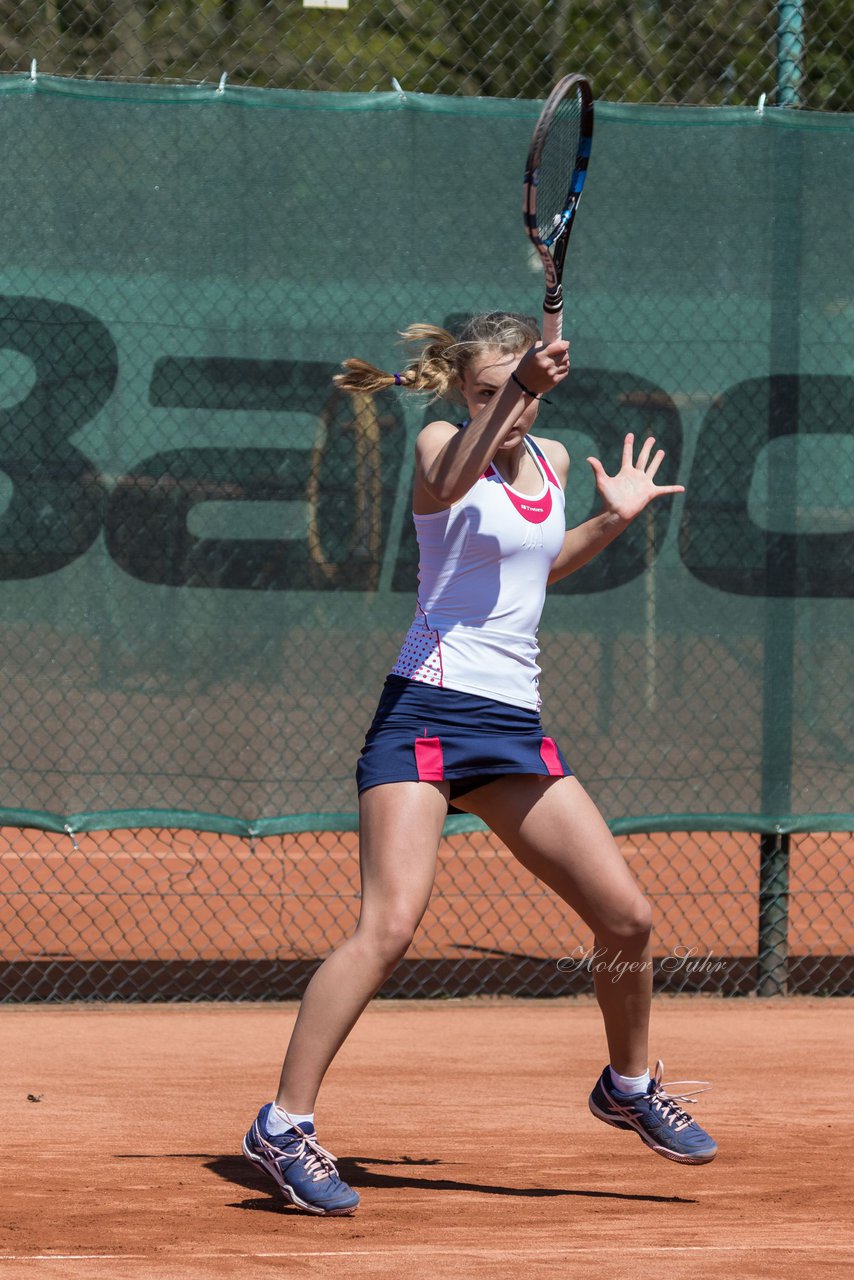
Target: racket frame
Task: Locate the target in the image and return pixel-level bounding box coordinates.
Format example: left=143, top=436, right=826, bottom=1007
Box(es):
left=523, top=74, right=594, bottom=344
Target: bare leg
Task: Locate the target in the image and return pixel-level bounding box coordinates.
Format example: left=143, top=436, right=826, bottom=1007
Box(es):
left=457, top=775, right=653, bottom=1076
left=276, top=781, right=449, bottom=1114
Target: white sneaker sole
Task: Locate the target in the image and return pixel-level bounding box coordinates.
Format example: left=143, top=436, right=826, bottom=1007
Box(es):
left=588, top=1097, right=717, bottom=1165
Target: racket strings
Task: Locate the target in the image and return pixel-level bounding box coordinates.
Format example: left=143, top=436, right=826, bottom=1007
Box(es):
left=536, top=93, right=583, bottom=243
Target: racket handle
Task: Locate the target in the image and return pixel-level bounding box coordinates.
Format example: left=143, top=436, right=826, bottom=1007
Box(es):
left=542, top=307, right=563, bottom=345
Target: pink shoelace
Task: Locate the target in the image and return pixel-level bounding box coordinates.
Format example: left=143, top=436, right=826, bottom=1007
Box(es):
left=646, top=1058, right=712, bottom=1132
left=266, top=1124, right=340, bottom=1183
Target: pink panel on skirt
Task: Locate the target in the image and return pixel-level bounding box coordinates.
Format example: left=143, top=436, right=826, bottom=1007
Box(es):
left=539, top=736, right=565, bottom=777
left=414, top=735, right=445, bottom=781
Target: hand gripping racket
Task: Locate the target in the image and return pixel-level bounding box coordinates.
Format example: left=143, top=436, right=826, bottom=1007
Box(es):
left=523, top=74, right=594, bottom=345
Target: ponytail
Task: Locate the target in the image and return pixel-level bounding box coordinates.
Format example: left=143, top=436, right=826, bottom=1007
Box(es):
left=333, top=311, right=541, bottom=402
left=333, top=324, right=460, bottom=401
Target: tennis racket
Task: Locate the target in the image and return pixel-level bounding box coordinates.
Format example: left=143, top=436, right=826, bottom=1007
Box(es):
left=523, top=74, right=594, bottom=345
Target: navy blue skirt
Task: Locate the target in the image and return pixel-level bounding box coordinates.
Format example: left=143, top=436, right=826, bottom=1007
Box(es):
left=356, top=675, right=572, bottom=813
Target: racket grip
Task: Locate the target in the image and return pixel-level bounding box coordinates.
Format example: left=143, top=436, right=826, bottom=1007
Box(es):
left=542, top=308, right=563, bottom=345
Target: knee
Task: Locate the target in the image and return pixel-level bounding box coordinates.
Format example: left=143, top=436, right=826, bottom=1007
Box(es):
left=355, top=912, right=419, bottom=969
left=597, top=896, right=653, bottom=950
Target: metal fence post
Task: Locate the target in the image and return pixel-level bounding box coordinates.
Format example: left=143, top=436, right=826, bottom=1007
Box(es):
left=758, top=832, right=791, bottom=994
left=778, top=0, right=805, bottom=107
left=759, top=30, right=806, bottom=989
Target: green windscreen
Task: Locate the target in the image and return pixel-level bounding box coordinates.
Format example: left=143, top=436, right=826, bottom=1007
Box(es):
left=0, top=76, right=851, bottom=834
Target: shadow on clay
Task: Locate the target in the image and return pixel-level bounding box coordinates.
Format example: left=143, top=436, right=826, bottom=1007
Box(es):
left=195, top=1153, right=699, bottom=1210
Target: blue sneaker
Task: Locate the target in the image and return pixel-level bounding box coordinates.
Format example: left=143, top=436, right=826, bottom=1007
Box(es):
left=589, top=1059, right=718, bottom=1164
left=242, top=1104, right=360, bottom=1215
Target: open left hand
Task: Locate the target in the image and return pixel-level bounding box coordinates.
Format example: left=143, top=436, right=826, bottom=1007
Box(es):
left=586, top=434, right=684, bottom=523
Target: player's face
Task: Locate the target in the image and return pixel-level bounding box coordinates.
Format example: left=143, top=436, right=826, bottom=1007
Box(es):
left=459, top=348, right=538, bottom=449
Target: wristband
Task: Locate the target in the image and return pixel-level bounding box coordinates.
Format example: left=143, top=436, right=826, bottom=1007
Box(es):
left=511, top=371, right=551, bottom=404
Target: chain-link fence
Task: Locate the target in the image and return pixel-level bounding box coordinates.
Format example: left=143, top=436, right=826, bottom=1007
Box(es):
left=0, top=16, right=852, bottom=1003
left=2, top=1, right=853, bottom=110
left=2, top=827, right=852, bottom=1000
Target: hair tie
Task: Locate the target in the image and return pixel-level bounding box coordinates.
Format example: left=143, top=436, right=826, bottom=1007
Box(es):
left=393, top=372, right=403, bottom=386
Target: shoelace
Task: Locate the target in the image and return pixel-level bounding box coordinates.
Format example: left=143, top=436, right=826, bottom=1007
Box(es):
left=647, top=1058, right=712, bottom=1132
left=266, top=1126, right=341, bottom=1183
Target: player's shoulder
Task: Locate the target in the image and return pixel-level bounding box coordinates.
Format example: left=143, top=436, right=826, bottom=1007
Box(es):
left=417, top=417, right=461, bottom=442
left=415, top=417, right=460, bottom=459
left=530, top=434, right=570, bottom=487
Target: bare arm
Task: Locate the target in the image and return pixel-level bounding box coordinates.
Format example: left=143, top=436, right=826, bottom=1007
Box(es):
left=414, top=341, right=569, bottom=510
left=548, top=433, right=684, bottom=585
left=547, top=511, right=630, bottom=584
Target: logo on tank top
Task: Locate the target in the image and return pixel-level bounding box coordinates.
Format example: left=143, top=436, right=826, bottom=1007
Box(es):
left=484, top=463, right=554, bottom=525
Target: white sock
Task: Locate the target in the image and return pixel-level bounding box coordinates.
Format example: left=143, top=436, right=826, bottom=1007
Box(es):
left=609, top=1066, right=651, bottom=1094
left=266, top=1103, right=315, bottom=1135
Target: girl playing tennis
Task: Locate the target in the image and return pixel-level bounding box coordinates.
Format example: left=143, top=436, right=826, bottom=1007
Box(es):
left=243, top=311, right=717, bottom=1215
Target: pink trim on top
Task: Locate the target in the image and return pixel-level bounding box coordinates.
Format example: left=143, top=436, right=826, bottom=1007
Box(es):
left=415, top=735, right=445, bottom=781
left=500, top=484, right=553, bottom=524
left=529, top=442, right=560, bottom=488
left=539, top=737, right=565, bottom=777
left=483, top=438, right=560, bottom=525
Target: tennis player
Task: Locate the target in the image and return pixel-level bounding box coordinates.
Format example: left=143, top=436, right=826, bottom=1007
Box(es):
left=243, top=312, right=717, bottom=1215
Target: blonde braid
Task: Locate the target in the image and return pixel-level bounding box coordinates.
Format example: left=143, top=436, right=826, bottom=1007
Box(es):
left=332, top=358, right=400, bottom=395
left=333, top=324, right=459, bottom=400
left=333, top=311, right=541, bottom=402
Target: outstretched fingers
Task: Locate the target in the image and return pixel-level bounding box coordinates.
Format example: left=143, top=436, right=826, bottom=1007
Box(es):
left=635, top=435, right=657, bottom=471
left=644, top=446, right=666, bottom=479
left=593, top=436, right=685, bottom=510
left=627, top=436, right=685, bottom=493
left=651, top=483, right=686, bottom=496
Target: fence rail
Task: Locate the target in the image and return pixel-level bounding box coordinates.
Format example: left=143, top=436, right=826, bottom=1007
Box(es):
left=2, top=826, right=852, bottom=1001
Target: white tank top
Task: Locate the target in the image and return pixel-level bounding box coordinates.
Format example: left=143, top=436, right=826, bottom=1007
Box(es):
left=392, top=434, right=566, bottom=710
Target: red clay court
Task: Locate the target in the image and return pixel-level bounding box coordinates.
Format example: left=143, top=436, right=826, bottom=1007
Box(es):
left=2, top=996, right=852, bottom=1279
